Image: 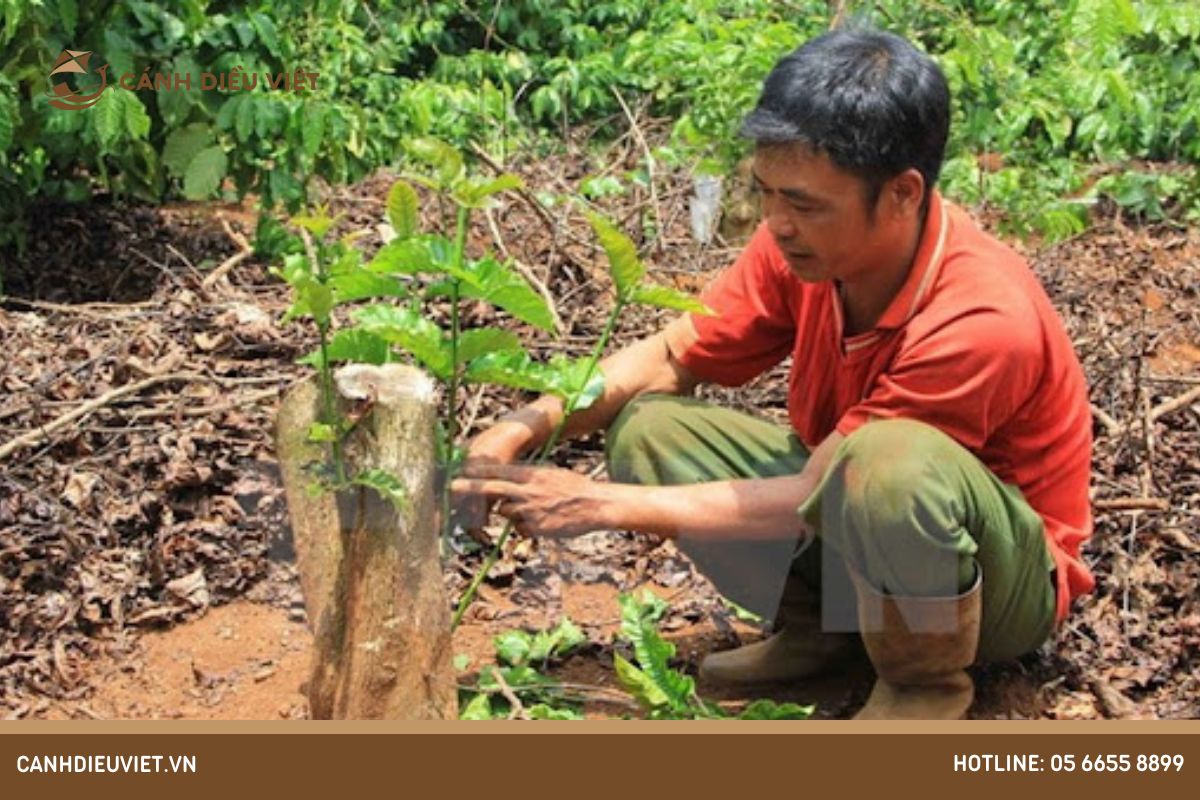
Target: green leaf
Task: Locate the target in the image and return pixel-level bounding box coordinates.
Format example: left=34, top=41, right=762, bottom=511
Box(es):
left=123, top=92, right=150, bottom=139
left=457, top=328, right=521, bottom=365
left=236, top=94, right=257, bottom=142
left=183, top=145, right=227, bottom=199
left=250, top=11, right=282, bottom=57
left=386, top=180, right=420, bottom=239
left=455, top=174, right=524, bottom=207
left=407, top=137, right=464, bottom=187
left=439, top=257, right=556, bottom=332
left=453, top=654, right=472, bottom=672
left=353, top=304, right=451, bottom=379
left=289, top=210, right=340, bottom=242
left=580, top=174, right=625, bottom=199
left=737, top=700, right=814, bottom=720
left=92, top=90, right=124, bottom=150
left=493, top=617, right=586, bottom=668
left=302, top=103, right=327, bottom=159
left=286, top=277, right=333, bottom=326
left=526, top=704, right=584, bottom=720
left=329, top=271, right=408, bottom=304
left=58, top=0, right=78, bottom=35
left=617, top=592, right=694, bottom=714
left=586, top=212, right=644, bottom=296
left=274, top=252, right=310, bottom=285
left=629, top=284, right=715, bottom=315
left=554, top=356, right=606, bottom=412
left=157, top=55, right=200, bottom=127
left=459, top=693, right=495, bottom=720
left=463, top=349, right=553, bottom=393
left=298, top=328, right=391, bottom=368
left=613, top=653, right=672, bottom=710
left=0, top=98, right=13, bottom=152
left=529, top=618, right=586, bottom=662
left=351, top=468, right=408, bottom=510
left=462, top=351, right=605, bottom=410
left=367, top=236, right=452, bottom=275
left=215, top=94, right=243, bottom=132
left=162, top=123, right=211, bottom=177
left=306, top=422, right=338, bottom=443
left=494, top=631, right=532, bottom=667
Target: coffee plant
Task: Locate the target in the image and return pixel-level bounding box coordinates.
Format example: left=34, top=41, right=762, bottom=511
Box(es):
left=274, top=139, right=711, bottom=614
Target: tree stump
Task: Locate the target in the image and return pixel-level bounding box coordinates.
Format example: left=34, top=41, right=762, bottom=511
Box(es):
left=275, top=364, right=456, bottom=719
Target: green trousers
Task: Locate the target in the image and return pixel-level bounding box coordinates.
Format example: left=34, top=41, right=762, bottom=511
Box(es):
left=605, top=394, right=1057, bottom=662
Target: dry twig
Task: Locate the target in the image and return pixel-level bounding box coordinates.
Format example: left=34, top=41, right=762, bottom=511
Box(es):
left=610, top=86, right=663, bottom=252
left=1150, top=384, right=1200, bottom=422
left=201, top=217, right=255, bottom=289
left=122, top=386, right=281, bottom=420
left=0, top=296, right=153, bottom=320
left=482, top=207, right=564, bottom=333
left=1095, top=497, right=1170, bottom=512
left=0, top=372, right=200, bottom=462
left=1090, top=403, right=1123, bottom=437
left=488, top=667, right=529, bottom=720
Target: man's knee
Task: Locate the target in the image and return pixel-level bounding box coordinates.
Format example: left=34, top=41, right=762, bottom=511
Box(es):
left=604, top=393, right=683, bottom=482
left=832, top=419, right=973, bottom=594
left=838, top=418, right=951, bottom=514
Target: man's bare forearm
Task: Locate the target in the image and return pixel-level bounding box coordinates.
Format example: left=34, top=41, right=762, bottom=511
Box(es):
left=603, top=473, right=815, bottom=540
left=599, top=430, right=845, bottom=540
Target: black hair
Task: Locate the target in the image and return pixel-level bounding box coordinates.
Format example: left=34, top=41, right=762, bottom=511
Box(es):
left=740, top=27, right=950, bottom=212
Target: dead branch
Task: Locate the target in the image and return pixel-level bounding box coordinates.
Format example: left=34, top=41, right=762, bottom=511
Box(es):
left=201, top=217, right=255, bottom=289
left=1150, top=384, right=1200, bottom=422
left=122, top=386, right=281, bottom=420
left=1090, top=403, right=1123, bottom=437
left=482, top=206, right=564, bottom=333
left=0, top=296, right=154, bottom=320
left=0, top=372, right=200, bottom=462
left=470, top=143, right=558, bottom=232
left=489, top=667, right=529, bottom=720
left=1094, top=497, right=1170, bottom=512
left=610, top=85, right=663, bottom=253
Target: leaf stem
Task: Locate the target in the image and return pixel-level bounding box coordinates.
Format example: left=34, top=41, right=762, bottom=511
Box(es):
left=442, top=205, right=471, bottom=545
left=303, top=230, right=346, bottom=485
left=316, top=321, right=346, bottom=484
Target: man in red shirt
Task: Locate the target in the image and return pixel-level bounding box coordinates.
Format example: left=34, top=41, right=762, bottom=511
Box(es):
left=453, top=28, right=1093, bottom=719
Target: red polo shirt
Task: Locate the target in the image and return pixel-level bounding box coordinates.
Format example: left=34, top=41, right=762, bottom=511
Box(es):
left=664, top=191, right=1093, bottom=622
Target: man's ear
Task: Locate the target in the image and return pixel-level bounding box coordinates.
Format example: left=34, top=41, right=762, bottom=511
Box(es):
left=886, top=169, right=926, bottom=218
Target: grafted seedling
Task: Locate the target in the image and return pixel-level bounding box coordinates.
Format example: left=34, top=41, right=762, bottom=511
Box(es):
left=276, top=138, right=604, bottom=551
left=450, top=209, right=716, bottom=628
left=275, top=138, right=717, bottom=644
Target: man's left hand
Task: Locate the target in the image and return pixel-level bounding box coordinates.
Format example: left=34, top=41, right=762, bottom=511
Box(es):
left=450, top=463, right=615, bottom=538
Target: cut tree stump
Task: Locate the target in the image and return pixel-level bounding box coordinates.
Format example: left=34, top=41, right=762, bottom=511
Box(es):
left=276, top=364, right=456, bottom=719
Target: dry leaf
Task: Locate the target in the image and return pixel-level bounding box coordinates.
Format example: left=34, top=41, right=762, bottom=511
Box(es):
left=166, top=568, right=210, bottom=609
left=63, top=471, right=101, bottom=511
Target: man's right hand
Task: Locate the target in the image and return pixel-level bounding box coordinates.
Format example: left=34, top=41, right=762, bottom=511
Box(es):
left=452, top=415, right=543, bottom=534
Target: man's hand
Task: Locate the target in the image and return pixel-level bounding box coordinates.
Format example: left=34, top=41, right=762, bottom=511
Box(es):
left=453, top=410, right=549, bottom=533
left=450, top=463, right=616, bottom=538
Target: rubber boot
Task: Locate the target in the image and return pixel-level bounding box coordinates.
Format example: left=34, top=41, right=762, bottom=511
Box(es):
left=851, top=565, right=982, bottom=720
left=699, top=580, right=858, bottom=686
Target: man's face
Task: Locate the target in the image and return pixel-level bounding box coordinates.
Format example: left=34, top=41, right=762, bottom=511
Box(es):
left=750, top=143, right=912, bottom=284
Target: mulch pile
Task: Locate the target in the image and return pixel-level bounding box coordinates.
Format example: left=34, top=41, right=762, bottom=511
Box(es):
left=1, top=128, right=1197, bottom=719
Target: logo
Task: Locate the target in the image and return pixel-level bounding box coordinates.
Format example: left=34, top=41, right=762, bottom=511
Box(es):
left=48, top=49, right=110, bottom=110
left=46, top=47, right=322, bottom=113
